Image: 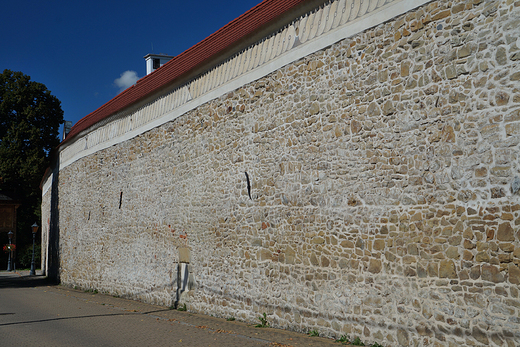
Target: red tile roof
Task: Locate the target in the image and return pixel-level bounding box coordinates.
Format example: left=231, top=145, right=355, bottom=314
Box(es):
left=64, top=0, right=310, bottom=143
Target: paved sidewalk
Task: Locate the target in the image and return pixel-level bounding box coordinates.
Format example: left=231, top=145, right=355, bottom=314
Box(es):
left=0, top=271, right=345, bottom=347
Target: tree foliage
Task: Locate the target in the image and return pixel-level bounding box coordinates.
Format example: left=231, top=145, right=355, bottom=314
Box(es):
left=0, top=69, right=63, bottom=248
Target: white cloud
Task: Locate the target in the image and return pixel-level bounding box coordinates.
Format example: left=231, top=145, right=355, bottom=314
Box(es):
left=114, top=70, right=139, bottom=93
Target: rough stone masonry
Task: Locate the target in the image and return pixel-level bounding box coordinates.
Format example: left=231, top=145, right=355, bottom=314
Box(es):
left=42, top=0, right=520, bottom=346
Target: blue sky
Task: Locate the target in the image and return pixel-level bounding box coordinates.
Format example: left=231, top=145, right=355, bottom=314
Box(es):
left=1, top=0, right=261, bottom=134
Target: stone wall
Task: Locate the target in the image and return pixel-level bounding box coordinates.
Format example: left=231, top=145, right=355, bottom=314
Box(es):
left=44, top=0, right=520, bottom=346
left=41, top=181, right=50, bottom=275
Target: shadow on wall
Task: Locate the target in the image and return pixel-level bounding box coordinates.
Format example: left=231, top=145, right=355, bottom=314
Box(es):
left=174, top=248, right=191, bottom=309
left=173, top=263, right=189, bottom=309
left=47, top=157, right=60, bottom=282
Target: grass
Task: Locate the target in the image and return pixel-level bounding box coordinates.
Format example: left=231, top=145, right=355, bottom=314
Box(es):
left=254, top=312, right=269, bottom=328
left=308, top=329, right=319, bottom=337
left=336, top=335, right=350, bottom=344
left=177, top=303, right=187, bottom=311
left=352, top=337, right=365, bottom=346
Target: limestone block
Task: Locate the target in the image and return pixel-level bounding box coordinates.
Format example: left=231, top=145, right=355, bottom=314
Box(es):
left=497, top=223, right=515, bottom=241
left=482, top=264, right=505, bottom=283
left=439, top=260, right=457, bottom=278
left=509, top=264, right=520, bottom=284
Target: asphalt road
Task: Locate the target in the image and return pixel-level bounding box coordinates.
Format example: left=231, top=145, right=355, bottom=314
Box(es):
left=0, top=271, right=340, bottom=347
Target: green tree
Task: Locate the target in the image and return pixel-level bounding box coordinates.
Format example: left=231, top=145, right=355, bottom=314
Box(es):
left=0, top=69, right=63, bottom=253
